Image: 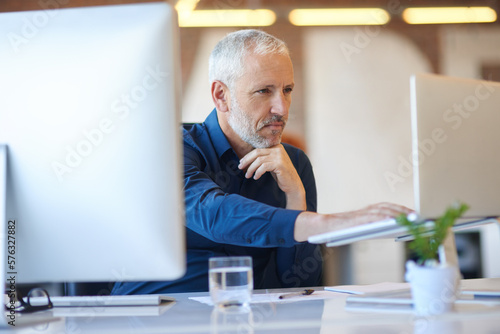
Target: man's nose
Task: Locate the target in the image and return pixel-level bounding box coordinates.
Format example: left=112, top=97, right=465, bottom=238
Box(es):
left=271, top=92, right=289, bottom=116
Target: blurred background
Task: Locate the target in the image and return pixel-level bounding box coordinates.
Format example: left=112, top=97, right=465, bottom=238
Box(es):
left=3, top=0, right=499, bottom=285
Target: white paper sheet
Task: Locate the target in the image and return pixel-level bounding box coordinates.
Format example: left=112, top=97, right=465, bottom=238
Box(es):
left=325, top=282, right=410, bottom=295
left=189, top=290, right=341, bottom=306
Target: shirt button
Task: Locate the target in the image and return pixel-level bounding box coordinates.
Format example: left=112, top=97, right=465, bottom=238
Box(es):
left=278, top=238, right=285, bottom=245
left=246, top=238, right=252, bottom=244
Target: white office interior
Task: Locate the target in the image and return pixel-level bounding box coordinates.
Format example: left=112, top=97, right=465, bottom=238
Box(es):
left=1, top=0, right=499, bottom=331
left=182, top=24, right=500, bottom=286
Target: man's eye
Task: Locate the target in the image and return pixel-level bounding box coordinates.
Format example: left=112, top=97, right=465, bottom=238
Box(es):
left=284, top=87, right=293, bottom=94
left=257, top=88, right=271, bottom=94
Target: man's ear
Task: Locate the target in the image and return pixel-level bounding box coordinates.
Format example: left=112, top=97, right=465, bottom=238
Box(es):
left=211, top=80, right=230, bottom=112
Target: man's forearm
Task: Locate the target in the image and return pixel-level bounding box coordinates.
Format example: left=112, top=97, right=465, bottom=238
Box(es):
left=293, top=211, right=354, bottom=242
left=294, top=202, right=414, bottom=242
left=285, top=186, right=307, bottom=211
left=294, top=211, right=324, bottom=242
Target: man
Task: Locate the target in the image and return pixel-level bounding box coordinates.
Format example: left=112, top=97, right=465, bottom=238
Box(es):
left=112, top=29, right=410, bottom=295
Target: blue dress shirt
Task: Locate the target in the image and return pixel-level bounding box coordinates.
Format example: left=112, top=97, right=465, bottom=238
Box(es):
left=112, top=109, right=322, bottom=295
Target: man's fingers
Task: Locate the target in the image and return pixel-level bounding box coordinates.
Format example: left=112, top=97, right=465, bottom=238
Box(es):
left=239, top=147, right=280, bottom=179
left=237, top=145, right=303, bottom=197
left=252, top=163, right=271, bottom=180
left=239, top=149, right=266, bottom=171
left=239, top=148, right=268, bottom=169
left=362, top=202, right=414, bottom=220
left=243, top=156, right=270, bottom=179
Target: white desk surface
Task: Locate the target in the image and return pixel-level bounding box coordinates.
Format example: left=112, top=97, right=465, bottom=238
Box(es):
left=10, top=278, right=500, bottom=334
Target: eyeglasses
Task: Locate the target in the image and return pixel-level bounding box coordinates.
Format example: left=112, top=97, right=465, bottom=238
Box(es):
left=5, top=288, right=53, bottom=314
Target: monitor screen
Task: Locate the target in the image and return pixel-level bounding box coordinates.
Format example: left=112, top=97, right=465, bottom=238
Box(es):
left=0, top=2, right=185, bottom=284
left=410, top=73, right=500, bottom=219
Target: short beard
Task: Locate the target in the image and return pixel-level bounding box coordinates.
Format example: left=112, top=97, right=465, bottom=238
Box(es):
left=228, top=97, right=286, bottom=149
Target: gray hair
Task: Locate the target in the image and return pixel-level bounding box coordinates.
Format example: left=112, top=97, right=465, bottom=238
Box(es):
left=208, top=29, right=290, bottom=92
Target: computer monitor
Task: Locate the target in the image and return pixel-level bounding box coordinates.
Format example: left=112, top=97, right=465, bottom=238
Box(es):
left=410, top=72, right=500, bottom=276
left=309, top=73, right=500, bottom=252
left=410, top=73, right=500, bottom=219
left=0, top=1, right=185, bottom=291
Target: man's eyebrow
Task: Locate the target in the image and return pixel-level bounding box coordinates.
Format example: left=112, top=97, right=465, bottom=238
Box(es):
left=254, top=83, right=295, bottom=89
left=250, top=84, right=274, bottom=91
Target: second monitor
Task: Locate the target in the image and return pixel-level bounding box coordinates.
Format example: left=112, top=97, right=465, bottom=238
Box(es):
left=0, top=3, right=185, bottom=287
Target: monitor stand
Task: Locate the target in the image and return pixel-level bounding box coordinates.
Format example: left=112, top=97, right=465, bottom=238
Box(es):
left=0, top=145, right=59, bottom=328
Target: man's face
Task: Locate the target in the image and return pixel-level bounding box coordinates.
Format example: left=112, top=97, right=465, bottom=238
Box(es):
left=228, top=52, right=294, bottom=149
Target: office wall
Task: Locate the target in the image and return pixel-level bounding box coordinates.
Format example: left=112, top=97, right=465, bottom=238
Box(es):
left=181, top=29, right=231, bottom=123
left=440, top=26, right=500, bottom=279
left=303, top=27, right=431, bottom=284
left=441, top=26, right=500, bottom=80
left=302, top=25, right=500, bottom=284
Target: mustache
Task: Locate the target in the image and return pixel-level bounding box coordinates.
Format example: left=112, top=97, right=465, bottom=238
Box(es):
left=260, top=114, right=287, bottom=128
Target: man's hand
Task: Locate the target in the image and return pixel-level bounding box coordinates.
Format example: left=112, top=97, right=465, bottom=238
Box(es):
left=294, top=202, right=414, bottom=242
left=238, top=144, right=306, bottom=210
left=334, top=202, right=414, bottom=226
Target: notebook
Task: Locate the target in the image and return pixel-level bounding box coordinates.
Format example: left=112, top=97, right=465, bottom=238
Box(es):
left=309, top=73, right=500, bottom=247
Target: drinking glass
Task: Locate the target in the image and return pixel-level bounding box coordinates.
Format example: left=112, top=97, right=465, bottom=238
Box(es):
left=209, top=256, right=253, bottom=308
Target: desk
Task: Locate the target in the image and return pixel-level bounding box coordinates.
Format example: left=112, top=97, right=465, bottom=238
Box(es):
left=11, top=278, right=500, bottom=334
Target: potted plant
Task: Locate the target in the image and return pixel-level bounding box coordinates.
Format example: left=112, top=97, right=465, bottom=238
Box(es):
left=396, top=202, right=468, bottom=315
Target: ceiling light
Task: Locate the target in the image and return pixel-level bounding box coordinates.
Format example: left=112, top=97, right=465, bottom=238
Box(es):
left=175, top=0, right=200, bottom=13
left=402, top=7, right=497, bottom=24
left=289, top=8, right=390, bottom=26
left=178, top=9, right=276, bottom=27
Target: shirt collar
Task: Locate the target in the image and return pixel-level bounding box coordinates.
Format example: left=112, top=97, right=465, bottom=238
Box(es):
left=204, top=109, right=235, bottom=159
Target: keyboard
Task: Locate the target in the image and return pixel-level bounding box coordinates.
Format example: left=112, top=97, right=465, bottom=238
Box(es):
left=308, top=217, right=499, bottom=247
left=49, top=294, right=175, bottom=307
left=308, top=218, right=409, bottom=247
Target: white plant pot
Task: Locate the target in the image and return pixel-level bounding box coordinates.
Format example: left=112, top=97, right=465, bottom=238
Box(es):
left=405, top=260, right=460, bottom=315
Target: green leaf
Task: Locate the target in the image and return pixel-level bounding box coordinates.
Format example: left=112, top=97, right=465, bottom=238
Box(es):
left=396, top=202, right=469, bottom=265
